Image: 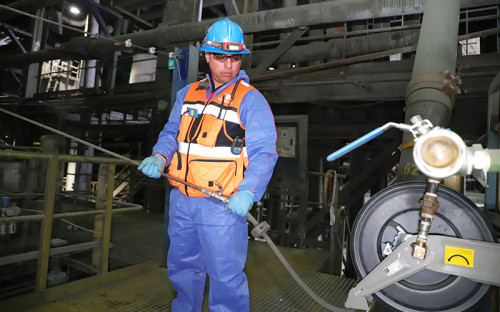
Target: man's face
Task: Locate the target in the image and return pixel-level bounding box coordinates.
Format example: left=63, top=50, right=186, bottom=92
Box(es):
left=205, top=52, right=241, bottom=89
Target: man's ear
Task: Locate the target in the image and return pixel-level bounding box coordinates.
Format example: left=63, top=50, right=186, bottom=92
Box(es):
left=205, top=52, right=210, bottom=63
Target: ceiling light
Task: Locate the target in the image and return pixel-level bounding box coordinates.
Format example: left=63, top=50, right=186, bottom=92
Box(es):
left=69, top=6, right=81, bottom=15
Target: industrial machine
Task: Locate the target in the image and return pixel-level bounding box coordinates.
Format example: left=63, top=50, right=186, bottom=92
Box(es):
left=327, top=116, right=500, bottom=311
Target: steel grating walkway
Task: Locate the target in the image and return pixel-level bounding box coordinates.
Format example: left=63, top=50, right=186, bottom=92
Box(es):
left=25, top=240, right=357, bottom=312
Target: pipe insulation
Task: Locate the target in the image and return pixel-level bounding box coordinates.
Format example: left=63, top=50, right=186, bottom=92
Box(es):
left=398, top=0, right=461, bottom=182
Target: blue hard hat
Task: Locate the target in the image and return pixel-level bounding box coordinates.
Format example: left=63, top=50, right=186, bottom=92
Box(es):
left=199, top=18, right=250, bottom=54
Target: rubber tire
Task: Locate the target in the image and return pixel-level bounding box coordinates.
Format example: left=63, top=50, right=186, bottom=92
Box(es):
left=351, top=182, right=497, bottom=312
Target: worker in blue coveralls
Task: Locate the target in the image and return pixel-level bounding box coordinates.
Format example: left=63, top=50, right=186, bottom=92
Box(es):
left=138, top=18, right=278, bottom=312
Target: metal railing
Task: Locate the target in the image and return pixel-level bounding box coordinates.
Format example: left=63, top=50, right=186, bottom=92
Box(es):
left=0, top=149, right=143, bottom=292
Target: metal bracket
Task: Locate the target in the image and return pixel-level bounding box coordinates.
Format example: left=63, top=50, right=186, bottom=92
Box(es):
left=344, top=235, right=500, bottom=310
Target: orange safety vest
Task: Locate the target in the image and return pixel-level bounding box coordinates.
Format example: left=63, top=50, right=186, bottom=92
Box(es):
left=168, top=79, right=254, bottom=197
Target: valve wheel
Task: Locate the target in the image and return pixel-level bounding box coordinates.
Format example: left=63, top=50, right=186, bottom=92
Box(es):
left=351, top=182, right=497, bottom=312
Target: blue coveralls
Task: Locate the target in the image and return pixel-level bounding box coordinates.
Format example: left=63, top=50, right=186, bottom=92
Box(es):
left=152, top=70, right=278, bottom=312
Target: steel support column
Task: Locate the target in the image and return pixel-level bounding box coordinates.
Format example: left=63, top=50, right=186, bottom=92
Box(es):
left=93, top=164, right=115, bottom=274
left=35, top=157, right=58, bottom=291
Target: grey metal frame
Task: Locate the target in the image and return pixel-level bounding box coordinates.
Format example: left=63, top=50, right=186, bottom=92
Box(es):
left=0, top=149, right=142, bottom=291
left=344, top=234, right=500, bottom=310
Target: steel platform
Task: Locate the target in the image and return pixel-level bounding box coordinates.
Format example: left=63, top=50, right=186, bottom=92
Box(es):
left=6, top=211, right=357, bottom=312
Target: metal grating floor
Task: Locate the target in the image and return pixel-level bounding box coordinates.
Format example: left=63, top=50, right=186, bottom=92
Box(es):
left=25, top=240, right=356, bottom=312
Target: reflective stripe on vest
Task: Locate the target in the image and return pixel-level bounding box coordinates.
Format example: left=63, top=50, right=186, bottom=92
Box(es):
left=178, top=142, right=248, bottom=158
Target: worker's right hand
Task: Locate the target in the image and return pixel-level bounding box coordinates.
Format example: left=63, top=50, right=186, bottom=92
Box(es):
left=137, top=155, right=166, bottom=179
left=226, top=190, right=255, bottom=217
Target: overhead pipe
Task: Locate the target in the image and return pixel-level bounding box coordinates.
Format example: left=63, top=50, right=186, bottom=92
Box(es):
left=251, top=29, right=420, bottom=66
left=397, top=0, right=462, bottom=182
left=2, top=0, right=429, bottom=67
left=0, top=0, right=495, bottom=67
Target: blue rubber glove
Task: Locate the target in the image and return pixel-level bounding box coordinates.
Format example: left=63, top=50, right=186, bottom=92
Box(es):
left=226, top=190, right=255, bottom=217
left=137, top=155, right=166, bottom=179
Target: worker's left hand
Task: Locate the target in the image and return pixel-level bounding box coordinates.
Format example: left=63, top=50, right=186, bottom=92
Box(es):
left=226, top=190, right=255, bottom=217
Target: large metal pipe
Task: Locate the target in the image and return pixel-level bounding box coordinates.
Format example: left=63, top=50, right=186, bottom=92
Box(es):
left=398, top=0, right=461, bottom=182
left=1, top=0, right=494, bottom=67
left=251, top=29, right=420, bottom=66
left=0, top=0, right=432, bottom=67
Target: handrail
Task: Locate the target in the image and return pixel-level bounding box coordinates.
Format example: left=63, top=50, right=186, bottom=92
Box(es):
left=0, top=149, right=132, bottom=165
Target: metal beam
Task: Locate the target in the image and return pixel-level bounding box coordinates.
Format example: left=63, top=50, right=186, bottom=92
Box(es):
left=203, top=0, right=224, bottom=7
left=255, top=53, right=500, bottom=103
left=113, top=6, right=153, bottom=28
left=255, top=24, right=500, bottom=67
left=120, top=0, right=166, bottom=11
left=113, top=0, right=165, bottom=9
left=251, top=45, right=417, bottom=82
left=250, top=26, right=499, bottom=81
left=0, top=241, right=101, bottom=266
left=0, top=22, right=33, bottom=38
left=6, top=28, right=27, bottom=53
left=249, top=27, right=308, bottom=76
left=89, top=5, right=111, bottom=37
left=251, top=28, right=420, bottom=67
left=0, top=0, right=64, bottom=21
left=222, top=0, right=239, bottom=15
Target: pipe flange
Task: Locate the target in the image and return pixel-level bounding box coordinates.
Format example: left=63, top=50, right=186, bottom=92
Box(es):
left=405, top=70, right=462, bottom=104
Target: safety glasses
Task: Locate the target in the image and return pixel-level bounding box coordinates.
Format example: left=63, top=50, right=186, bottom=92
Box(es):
left=211, top=53, right=242, bottom=63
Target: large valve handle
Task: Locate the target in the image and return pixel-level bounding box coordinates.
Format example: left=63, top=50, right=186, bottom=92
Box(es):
left=326, top=128, right=384, bottom=162
left=326, top=116, right=434, bottom=162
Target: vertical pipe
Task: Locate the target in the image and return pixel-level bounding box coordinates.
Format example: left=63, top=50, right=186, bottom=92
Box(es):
left=25, top=8, right=44, bottom=98
left=398, top=0, right=461, bottom=182
left=35, top=157, right=58, bottom=291
left=278, top=0, right=297, bottom=70
left=84, top=7, right=98, bottom=89
left=197, top=0, right=203, bottom=22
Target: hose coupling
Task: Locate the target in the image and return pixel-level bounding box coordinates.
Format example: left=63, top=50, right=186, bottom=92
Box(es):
left=413, top=180, right=440, bottom=259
